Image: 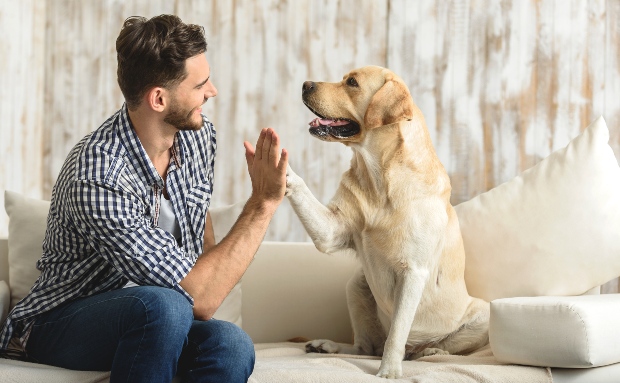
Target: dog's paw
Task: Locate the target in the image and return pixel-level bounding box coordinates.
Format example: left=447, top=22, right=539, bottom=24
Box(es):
left=417, top=347, right=450, bottom=358
left=285, top=165, right=303, bottom=197
left=305, top=339, right=341, bottom=354
left=376, top=360, right=402, bottom=379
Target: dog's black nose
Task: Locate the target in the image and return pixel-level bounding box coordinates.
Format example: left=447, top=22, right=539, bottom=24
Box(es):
left=302, top=81, right=315, bottom=94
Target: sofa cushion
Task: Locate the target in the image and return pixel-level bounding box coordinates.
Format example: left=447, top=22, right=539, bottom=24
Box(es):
left=3, top=191, right=242, bottom=326
left=455, top=117, right=620, bottom=302
left=0, top=358, right=110, bottom=383
left=490, top=294, right=620, bottom=368
left=208, top=201, right=246, bottom=327
left=4, top=191, right=49, bottom=309
left=0, top=280, right=9, bottom=324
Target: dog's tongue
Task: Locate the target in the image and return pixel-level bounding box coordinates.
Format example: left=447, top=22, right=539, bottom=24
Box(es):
left=309, top=118, right=349, bottom=127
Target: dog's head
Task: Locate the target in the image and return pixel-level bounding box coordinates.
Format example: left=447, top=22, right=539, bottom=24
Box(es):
left=302, top=66, right=415, bottom=143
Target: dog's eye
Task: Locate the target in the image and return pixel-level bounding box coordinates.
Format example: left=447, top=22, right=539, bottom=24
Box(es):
left=346, top=77, right=359, bottom=87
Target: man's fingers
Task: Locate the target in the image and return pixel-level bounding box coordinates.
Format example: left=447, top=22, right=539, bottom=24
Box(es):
left=269, top=130, right=281, bottom=166
left=278, top=149, right=289, bottom=172
left=255, top=128, right=267, bottom=160
left=261, top=128, right=273, bottom=163
left=244, top=141, right=254, bottom=170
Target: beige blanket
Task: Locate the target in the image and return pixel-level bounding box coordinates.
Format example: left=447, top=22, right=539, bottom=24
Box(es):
left=0, top=342, right=552, bottom=382
left=250, top=343, right=553, bottom=383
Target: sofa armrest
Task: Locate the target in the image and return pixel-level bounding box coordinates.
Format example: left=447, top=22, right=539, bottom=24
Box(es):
left=490, top=294, right=620, bottom=368
left=0, top=280, right=9, bottom=324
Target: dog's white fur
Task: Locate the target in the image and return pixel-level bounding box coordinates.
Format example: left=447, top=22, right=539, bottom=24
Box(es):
left=286, top=66, right=489, bottom=379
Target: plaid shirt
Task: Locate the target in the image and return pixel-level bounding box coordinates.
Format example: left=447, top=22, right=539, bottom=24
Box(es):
left=0, top=105, right=216, bottom=351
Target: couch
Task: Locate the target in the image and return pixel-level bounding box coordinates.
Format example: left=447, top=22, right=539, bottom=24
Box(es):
left=2, top=116, right=620, bottom=382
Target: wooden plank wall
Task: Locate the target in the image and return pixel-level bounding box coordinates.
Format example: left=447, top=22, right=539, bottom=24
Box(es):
left=1, top=0, right=619, bottom=291
left=0, top=0, right=46, bottom=234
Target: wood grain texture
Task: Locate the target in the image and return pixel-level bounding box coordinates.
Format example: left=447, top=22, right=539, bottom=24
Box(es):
left=388, top=0, right=620, bottom=204
left=0, top=0, right=46, bottom=238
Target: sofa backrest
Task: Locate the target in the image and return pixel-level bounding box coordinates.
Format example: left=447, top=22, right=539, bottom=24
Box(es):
left=0, top=239, right=7, bottom=284
left=241, top=241, right=356, bottom=343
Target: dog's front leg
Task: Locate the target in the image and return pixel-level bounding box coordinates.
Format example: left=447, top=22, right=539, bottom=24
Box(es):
left=377, top=270, right=428, bottom=379
left=286, top=165, right=348, bottom=253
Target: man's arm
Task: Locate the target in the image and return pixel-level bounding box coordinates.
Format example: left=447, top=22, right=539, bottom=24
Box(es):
left=180, top=128, right=288, bottom=320
left=203, top=211, right=216, bottom=252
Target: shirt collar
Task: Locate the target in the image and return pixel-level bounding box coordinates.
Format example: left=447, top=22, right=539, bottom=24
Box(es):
left=116, top=104, right=164, bottom=187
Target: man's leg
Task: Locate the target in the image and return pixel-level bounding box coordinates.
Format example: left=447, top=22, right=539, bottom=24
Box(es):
left=177, top=319, right=255, bottom=383
left=25, top=286, right=194, bottom=383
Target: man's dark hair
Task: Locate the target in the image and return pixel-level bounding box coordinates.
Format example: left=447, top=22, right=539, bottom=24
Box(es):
left=116, top=15, right=207, bottom=110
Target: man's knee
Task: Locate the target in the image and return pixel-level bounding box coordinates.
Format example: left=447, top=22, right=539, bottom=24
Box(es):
left=123, top=286, right=193, bottom=337
left=187, top=319, right=255, bottom=379
left=214, top=320, right=254, bottom=358
left=200, top=320, right=254, bottom=356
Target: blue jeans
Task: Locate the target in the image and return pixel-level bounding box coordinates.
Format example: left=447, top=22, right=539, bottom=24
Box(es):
left=25, top=286, right=255, bottom=383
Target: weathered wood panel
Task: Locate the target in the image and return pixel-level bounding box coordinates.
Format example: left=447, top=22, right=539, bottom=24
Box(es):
left=0, top=0, right=46, bottom=238
left=388, top=0, right=620, bottom=205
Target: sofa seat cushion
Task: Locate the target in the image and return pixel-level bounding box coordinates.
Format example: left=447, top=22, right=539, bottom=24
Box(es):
left=0, top=358, right=110, bottom=383
left=490, top=294, right=620, bottom=368
left=249, top=342, right=552, bottom=382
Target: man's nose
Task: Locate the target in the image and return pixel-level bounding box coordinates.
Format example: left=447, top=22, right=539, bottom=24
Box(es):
left=205, top=82, right=218, bottom=99
left=302, top=81, right=315, bottom=95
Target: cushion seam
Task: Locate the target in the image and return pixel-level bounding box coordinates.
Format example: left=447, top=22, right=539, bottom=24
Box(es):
left=566, top=306, right=592, bottom=367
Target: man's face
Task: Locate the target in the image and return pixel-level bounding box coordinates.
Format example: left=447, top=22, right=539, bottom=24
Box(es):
left=164, top=53, right=217, bottom=131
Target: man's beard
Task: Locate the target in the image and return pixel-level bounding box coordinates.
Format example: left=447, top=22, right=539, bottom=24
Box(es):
left=164, top=98, right=203, bottom=131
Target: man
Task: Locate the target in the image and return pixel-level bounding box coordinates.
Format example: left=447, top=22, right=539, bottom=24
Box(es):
left=0, top=15, right=287, bottom=382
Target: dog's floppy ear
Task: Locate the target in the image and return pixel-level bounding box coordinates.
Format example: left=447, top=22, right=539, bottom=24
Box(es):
left=363, top=77, right=414, bottom=129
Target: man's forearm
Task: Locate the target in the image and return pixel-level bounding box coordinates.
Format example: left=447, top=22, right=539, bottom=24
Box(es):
left=180, top=195, right=277, bottom=320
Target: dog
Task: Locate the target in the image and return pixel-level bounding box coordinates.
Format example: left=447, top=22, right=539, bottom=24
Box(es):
left=285, top=66, right=490, bottom=379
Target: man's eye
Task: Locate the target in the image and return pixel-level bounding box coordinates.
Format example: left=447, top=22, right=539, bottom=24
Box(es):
left=347, top=77, right=359, bottom=87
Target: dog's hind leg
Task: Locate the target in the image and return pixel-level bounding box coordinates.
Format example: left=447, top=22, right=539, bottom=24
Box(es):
left=432, top=297, right=490, bottom=356
left=306, top=268, right=386, bottom=356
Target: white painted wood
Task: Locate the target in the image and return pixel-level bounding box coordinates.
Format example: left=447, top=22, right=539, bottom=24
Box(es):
left=0, top=0, right=46, bottom=238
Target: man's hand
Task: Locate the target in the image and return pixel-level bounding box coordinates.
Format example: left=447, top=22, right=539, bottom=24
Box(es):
left=182, top=128, right=288, bottom=320
left=243, top=128, right=288, bottom=208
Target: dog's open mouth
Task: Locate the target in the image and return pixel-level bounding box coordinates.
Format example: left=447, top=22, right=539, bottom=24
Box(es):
left=308, top=117, right=360, bottom=139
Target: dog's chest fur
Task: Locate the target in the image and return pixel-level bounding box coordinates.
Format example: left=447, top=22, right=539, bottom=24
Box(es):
left=335, top=127, right=460, bottom=335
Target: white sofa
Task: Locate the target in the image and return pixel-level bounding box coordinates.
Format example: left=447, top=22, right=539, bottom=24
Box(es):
left=1, top=238, right=620, bottom=383
left=2, top=116, right=620, bottom=382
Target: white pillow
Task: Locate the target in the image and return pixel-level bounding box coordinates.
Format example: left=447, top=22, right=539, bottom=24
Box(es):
left=4, top=191, right=49, bottom=309
left=455, top=117, right=620, bottom=302
left=4, top=191, right=244, bottom=327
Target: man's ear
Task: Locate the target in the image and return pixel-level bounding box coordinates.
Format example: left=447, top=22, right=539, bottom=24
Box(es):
left=145, top=87, right=167, bottom=112
left=363, top=78, right=414, bottom=129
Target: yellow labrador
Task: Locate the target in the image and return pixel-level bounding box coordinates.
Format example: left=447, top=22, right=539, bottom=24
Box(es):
left=285, top=66, right=490, bottom=378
